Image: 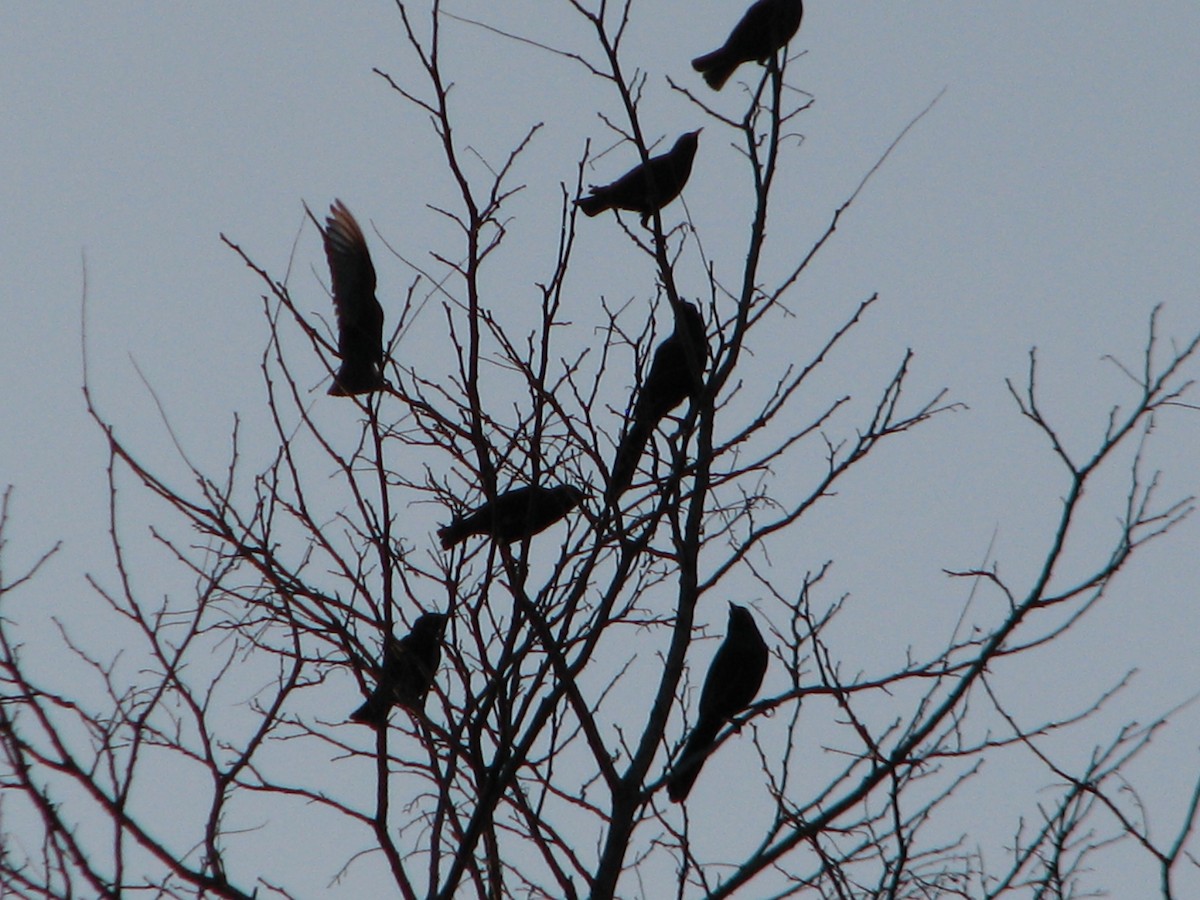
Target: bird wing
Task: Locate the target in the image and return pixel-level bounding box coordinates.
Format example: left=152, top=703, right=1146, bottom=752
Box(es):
left=697, top=617, right=767, bottom=724
left=324, top=201, right=382, bottom=364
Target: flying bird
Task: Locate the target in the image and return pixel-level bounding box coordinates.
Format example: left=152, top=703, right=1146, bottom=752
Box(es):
left=667, top=603, right=769, bottom=802
left=321, top=200, right=386, bottom=396
left=692, top=0, right=804, bottom=91
left=350, top=612, right=448, bottom=728
left=576, top=130, right=701, bottom=226
left=438, top=485, right=586, bottom=550
left=608, top=302, right=707, bottom=501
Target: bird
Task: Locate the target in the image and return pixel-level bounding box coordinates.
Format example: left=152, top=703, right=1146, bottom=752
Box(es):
left=607, top=302, right=707, bottom=501
left=437, top=485, right=586, bottom=550
left=667, top=603, right=769, bottom=802
left=321, top=200, right=386, bottom=396
left=576, top=130, right=701, bottom=226
left=692, top=0, right=804, bottom=91
left=350, top=612, right=448, bottom=728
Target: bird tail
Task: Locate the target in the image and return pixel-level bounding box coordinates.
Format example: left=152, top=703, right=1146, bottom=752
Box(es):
left=349, top=696, right=389, bottom=728
left=667, top=718, right=722, bottom=802
left=606, top=422, right=651, bottom=502
left=575, top=192, right=608, bottom=217
left=691, top=51, right=737, bottom=91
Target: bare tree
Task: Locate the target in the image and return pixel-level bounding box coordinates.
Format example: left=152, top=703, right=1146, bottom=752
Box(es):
left=2, top=3, right=1198, bottom=898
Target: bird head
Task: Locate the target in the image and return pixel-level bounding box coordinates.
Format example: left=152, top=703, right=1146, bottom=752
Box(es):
left=727, top=604, right=768, bottom=651
left=676, top=129, right=702, bottom=157
left=414, top=612, right=449, bottom=638
left=676, top=301, right=706, bottom=342
left=555, top=485, right=587, bottom=511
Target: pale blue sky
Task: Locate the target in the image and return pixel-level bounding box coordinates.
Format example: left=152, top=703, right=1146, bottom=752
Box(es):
left=2, top=3, right=1199, bottom=895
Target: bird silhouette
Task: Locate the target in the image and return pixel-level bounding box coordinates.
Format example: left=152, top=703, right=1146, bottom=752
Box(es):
left=321, top=200, right=386, bottom=396
left=608, top=302, right=707, bottom=501
left=692, top=0, right=804, bottom=91
left=667, top=603, right=769, bottom=802
left=350, top=612, right=448, bottom=727
left=576, top=131, right=701, bottom=226
left=438, top=485, right=586, bottom=550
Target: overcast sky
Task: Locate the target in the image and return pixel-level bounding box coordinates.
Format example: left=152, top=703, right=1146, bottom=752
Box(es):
left=2, top=3, right=1199, bottom=896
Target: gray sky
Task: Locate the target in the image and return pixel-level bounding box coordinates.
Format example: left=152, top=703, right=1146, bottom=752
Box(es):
left=2, top=3, right=1199, bottom=895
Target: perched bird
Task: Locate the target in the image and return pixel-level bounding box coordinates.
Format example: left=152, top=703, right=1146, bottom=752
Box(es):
left=692, top=0, right=804, bottom=91
left=350, top=612, right=448, bottom=728
left=321, top=200, right=386, bottom=396
left=437, top=485, right=586, bottom=550
left=667, top=603, right=769, bottom=802
left=576, top=130, right=701, bottom=226
left=608, top=302, right=707, bottom=501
